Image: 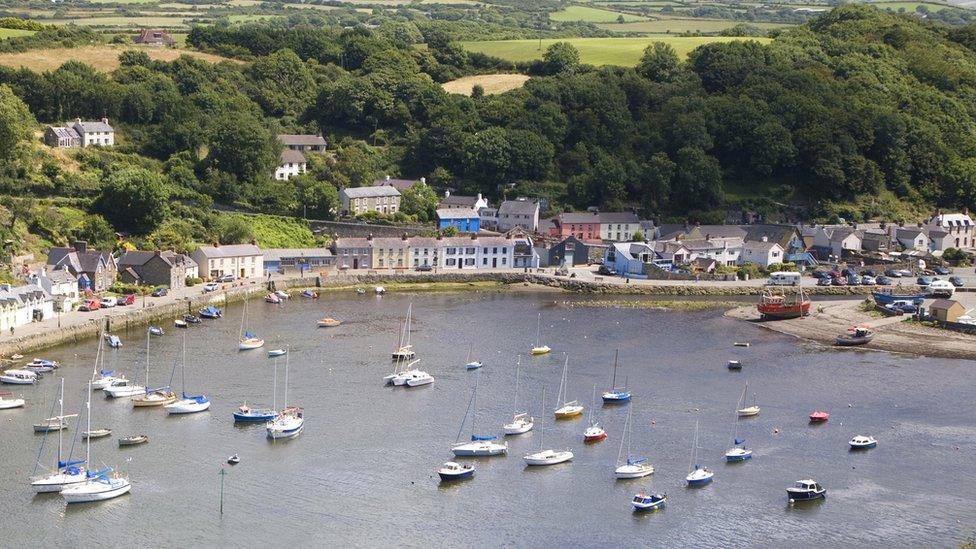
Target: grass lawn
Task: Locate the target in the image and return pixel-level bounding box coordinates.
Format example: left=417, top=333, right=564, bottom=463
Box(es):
left=442, top=73, right=531, bottom=95
left=549, top=5, right=649, bottom=22
left=599, top=19, right=793, bottom=34
left=0, top=45, right=236, bottom=72
left=0, top=28, right=35, bottom=40
left=226, top=14, right=285, bottom=22
left=461, top=36, right=772, bottom=66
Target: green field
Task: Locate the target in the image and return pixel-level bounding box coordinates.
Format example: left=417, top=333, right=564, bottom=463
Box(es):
left=462, top=36, right=772, bottom=66
left=869, top=1, right=950, bottom=11
left=226, top=14, right=284, bottom=22
left=0, top=29, right=35, bottom=40
left=48, top=16, right=192, bottom=27
left=599, top=18, right=793, bottom=34
left=549, top=5, right=649, bottom=22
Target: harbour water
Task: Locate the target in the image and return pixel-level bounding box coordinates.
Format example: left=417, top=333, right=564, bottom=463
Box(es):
left=0, top=291, right=973, bottom=546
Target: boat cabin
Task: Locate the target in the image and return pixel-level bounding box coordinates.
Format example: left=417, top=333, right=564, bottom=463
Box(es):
left=793, top=480, right=822, bottom=491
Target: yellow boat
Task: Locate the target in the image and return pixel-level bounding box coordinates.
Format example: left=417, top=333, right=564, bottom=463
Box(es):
left=131, top=391, right=176, bottom=407
left=553, top=356, right=583, bottom=419
left=531, top=346, right=551, bottom=355
left=530, top=314, right=550, bottom=355
left=318, top=318, right=341, bottom=328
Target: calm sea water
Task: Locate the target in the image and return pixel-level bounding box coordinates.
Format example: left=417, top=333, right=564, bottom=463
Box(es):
left=0, top=292, right=973, bottom=547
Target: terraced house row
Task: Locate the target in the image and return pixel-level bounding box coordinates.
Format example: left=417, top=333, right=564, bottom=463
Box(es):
left=331, top=232, right=539, bottom=271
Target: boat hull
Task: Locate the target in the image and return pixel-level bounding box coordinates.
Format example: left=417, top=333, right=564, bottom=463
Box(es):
left=503, top=421, right=534, bottom=435
left=83, top=429, right=112, bottom=439
left=31, top=471, right=87, bottom=493
left=234, top=410, right=277, bottom=422
left=438, top=469, right=474, bottom=481
left=554, top=406, right=583, bottom=419
left=787, top=489, right=826, bottom=501
left=0, top=398, right=25, bottom=409
left=523, top=450, right=573, bottom=466
left=119, top=436, right=148, bottom=446
left=632, top=495, right=666, bottom=512
left=615, top=465, right=654, bottom=479
left=737, top=407, right=760, bottom=417
left=686, top=470, right=714, bottom=486
left=601, top=392, right=631, bottom=403
left=131, top=392, right=176, bottom=407
left=267, top=422, right=304, bottom=439
left=239, top=339, right=265, bottom=351
left=62, top=479, right=131, bottom=503
left=165, top=399, right=211, bottom=414
left=452, top=442, right=508, bottom=457
left=757, top=300, right=811, bottom=320
left=104, top=386, right=145, bottom=398
left=725, top=450, right=753, bottom=462
left=849, top=442, right=877, bottom=450
left=836, top=335, right=873, bottom=346
left=584, top=431, right=607, bottom=443
left=530, top=346, right=551, bottom=355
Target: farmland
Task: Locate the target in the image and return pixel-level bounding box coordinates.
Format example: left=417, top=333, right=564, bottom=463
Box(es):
left=549, top=5, right=649, bottom=22
left=441, top=74, right=531, bottom=96
left=461, top=36, right=772, bottom=66
left=0, top=45, right=235, bottom=73
left=598, top=18, right=793, bottom=34
left=0, top=28, right=35, bottom=40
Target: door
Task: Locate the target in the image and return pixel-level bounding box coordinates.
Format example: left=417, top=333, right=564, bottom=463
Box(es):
left=353, top=258, right=359, bottom=269
left=492, top=258, right=497, bottom=268
left=240, top=268, right=245, bottom=278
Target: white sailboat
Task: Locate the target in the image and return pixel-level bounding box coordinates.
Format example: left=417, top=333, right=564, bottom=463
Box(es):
left=582, top=385, right=607, bottom=442
left=165, top=334, right=211, bottom=414
left=267, top=350, right=304, bottom=439
left=389, top=358, right=433, bottom=387
left=524, top=389, right=573, bottom=466
left=239, top=292, right=264, bottom=350
left=736, top=384, right=760, bottom=417
left=553, top=355, right=583, bottom=419
left=685, top=419, right=713, bottom=486
left=452, top=374, right=507, bottom=457
left=725, top=385, right=753, bottom=462
left=503, top=356, right=534, bottom=435
left=131, top=328, right=175, bottom=407
left=391, top=304, right=415, bottom=361
left=464, top=346, right=482, bottom=370
left=530, top=313, right=551, bottom=355
left=614, top=406, right=654, bottom=479
left=30, top=378, right=85, bottom=493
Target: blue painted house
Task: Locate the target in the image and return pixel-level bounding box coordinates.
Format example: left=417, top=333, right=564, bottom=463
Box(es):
left=436, top=207, right=480, bottom=233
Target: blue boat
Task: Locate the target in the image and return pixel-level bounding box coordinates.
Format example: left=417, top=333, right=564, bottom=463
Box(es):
left=601, top=350, right=631, bottom=403
left=437, top=462, right=474, bottom=481
left=199, top=306, right=222, bottom=319
left=787, top=479, right=826, bottom=501
left=233, top=403, right=277, bottom=422
left=872, top=290, right=924, bottom=306
left=104, top=335, right=122, bottom=349
left=632, top=492, right=666, bottom=512
left=725, top=438, right=753, bottom=462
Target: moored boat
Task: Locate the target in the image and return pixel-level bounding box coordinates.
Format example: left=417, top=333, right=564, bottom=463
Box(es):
left=632, top=492, right=666, bottom=512
left=451, top=375, right=507, bottom=457
left=872, top=290, right=925, bottom=306
left=836, top=326, right=874, bottom=346
left=503, top=357, right=534, bottom=435
left=1, top=369, right=37, bottom=385
left=29, top=378, right=85, bottom=493
left=265, top=293, right=280, bottom=304
left=530, top=313, right=551, bottom=355
left=24, top=358, right=59, bottom=373
left=809, top=410, right=829, bottom=423
left=104, top=334, right=123, bottom=349
left=198, top=306, right=222, bottom=319
left=118, top=435, right=148, bottom=447
left=727, top=360, right=742, bottom=371
left=267, top=349, right=286, bottom=358
left=849, top=435, right=877, bottom=450
left=757, top=286, right=811, bottom=320
left=614, top=407, right=653, bottom=479
left=685, top=420, right=713, bottom=486
left=183, top=314, right=201, bottom=324
left=437, top=461, right=474, bottom=481
left=554, top=356, right=583, bottom=419
left=601, top=350, right=631, bottom=403
left=300, top=289, right=318, bottom=299
left=227, top=454, right=240, bottom=465
left=266, top=353, right=304, bottom=439
left=523, top=389, right=574, bottom=467
left=787, top=479, right=826, bottom=502
left=317, top=318, right=341, bottom=328
left=148, top=326, right=164, bottom=336
left=83, top=428, right=112, bottom=439
left=0, top=394, right=25, bottom=409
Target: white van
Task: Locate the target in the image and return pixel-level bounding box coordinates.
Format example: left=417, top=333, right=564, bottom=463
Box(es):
left=767, top=271, right=801, bottom=286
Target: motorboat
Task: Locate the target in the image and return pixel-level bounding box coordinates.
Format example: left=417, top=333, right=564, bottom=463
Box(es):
left=300, top=290, right=318, bottom=299
left=148, top=326, right=164, bottom=336
left=30, top=379, right=86, bottom=493
left=685, top=420, right=713, bottom=486
left=274, top=290, right=290, bottom=300
left=1, top=369, right=37, bottom=385
left=183, top=314, right=202, bottom=324
left=809, top=411, right=830, bottom=423
left=317, top=318, right=341, bottom=328
left=374, top=286, right=386, bottom=295
left=83, top=428, right=112, bottom=439
left=103, top=379, right=145, bottom=398
left=198, top=306, right=222, bottom=319
left=227, top=454, right=240, bottom=465
left=265, top=293, right=280, bottom=304
left=601, top=350, right=631, bottom=403
left=530, top=312, right=551, bottom=355
left=437, top=462, right=474, bottom=481
left=757, top=285, right=811, bottom=320
left=355, top=288, right=366, bottom=295
left=267, top=406, right=304, bottom=439
left=174, top=318, right=188, bottom=328
left=165, top=394, right=210, bottom=414
left=234, top=402, right=277, bottom=422
left=836, top=326, right=874, bottom=346
left=727, top=360, right=742, bottom=371
left=0, top=394, right=25, bottom=409
left=104, top=334, right=123, bottom=349
left=849, top=435, right=877, bottom=450
left=530, top=345, right=551, bottom=355
left=267, top=349, right=286, bottom=358
left=92, top=370, right=123, bottom=390
left=10, top=354, right=23, bottom=361
left=632, top=492, right=666, bottom=512
left=465, top=361, right=483, bottom=370
left=34, top=419, right=68, bottom=432
left=522, top=388, right=574, bottom=467
left=786, top=479, right=826, bottom=502
left=118, top=435, right=148, bottom=446
left=24, top=359, right=59, bottom=373
left=614, top=407, right=653, bottom=479
left=554, top=356, right=583, bottom=419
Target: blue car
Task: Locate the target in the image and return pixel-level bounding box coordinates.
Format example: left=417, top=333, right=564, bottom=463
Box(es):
left=876, top=276, right=893, bottom=286
left=934, top=266, right=950, bottom=275
left=917, top=276, right=933, bottom=286
left=950, top=276, right=964, bottom=287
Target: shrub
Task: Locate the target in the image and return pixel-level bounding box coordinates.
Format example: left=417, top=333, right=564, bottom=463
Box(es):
left=186, top=277, right=202, bottom=287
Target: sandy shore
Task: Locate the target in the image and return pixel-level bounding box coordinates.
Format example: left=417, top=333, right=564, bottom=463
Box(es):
left=726, top=299, right=976, bottom=360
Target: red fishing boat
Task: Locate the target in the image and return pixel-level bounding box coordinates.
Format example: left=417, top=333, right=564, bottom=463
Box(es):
left=809, top=411, right=829, bottom=423
left=757, top=286, right=811, bottom=320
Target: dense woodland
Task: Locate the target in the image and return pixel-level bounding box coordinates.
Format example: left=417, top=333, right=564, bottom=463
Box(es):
left=2, top=6, right=976, bottom=256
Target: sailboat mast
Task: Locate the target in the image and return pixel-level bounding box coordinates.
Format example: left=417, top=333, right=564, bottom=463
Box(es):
left=535, top=313, right=541, bottom=347
left=588, top=384, right=596, bottom=423
left=85, top=379, right=92, bottom=470
left=611, top=349, right=618, bottom=389
left=181, top=333, right=187, bottom=396
left=57, top=377, right=64, bottom=466
left=539, top=388, right=546, bottom=449
left=689, top=419, right=699, bottom=472
left=471, top=371, right=479, bottom=435
left=283, top=349, right=289, bottom=407
left=616, top=405, right=630, bottom=465
left=513, top=356, right=521, bottom=412
left=145, top=327, right=150, bottom=387
left=272, top=357, right=278, bottom=411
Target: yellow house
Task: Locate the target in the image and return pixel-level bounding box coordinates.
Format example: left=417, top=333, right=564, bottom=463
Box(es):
left=371, top=236, right=410, bottom=270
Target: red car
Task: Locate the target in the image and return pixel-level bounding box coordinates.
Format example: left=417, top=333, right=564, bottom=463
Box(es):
left=116, top=294, right=135, bottom=306
left=79, top=299, right=100, bottom=312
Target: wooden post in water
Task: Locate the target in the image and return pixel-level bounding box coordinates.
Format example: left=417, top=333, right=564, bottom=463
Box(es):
left=219, top=468, right=226, bottom=515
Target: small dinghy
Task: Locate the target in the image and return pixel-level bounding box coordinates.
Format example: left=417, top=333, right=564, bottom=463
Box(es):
left=265, top=293, right=280, bottom=304
left=437, top=461, right=474, bottom=481
left=34, top=418, right=67, bottom=432
left=733, top=342, right=750, bottom=347
left=104, top=334, right=123, bottom=349
left=727, top=360, right=742, bottom=371
left=118, top=435, right=149, bottom=447
left=836, top=326, right=874, bottom=346
left=275, top=290, right=289, bottom=300
left=227, top=454, right=240, bottom=465
left=174, top=318, right=188, bottom=328
left=268, top=349, right=287, bottom=358
left=198, top=306, right=222, bottom=319
left=632, top=492, right=666, bottom=512
left=849, top=435, right=877, bottom=450
left=355, top=288, right=366, bottom=295
left=787, top=479, right=826, bottom=502
left=10, top=354, right=23, bottom=361
left=317, top=318, right=341, bottom=328
left=148, top=326, right=164, bottom=336
left=809, top=410, right=829, bottom=423
left=0, top=394, right=25, bottom=409
left=24, top=359, right=59, bottom=373
left=83, top=428, right=112, bottom=439
left=374, top=286, right=386, bottom=295
left=183, top=314, right=202, bottom=324
left=300, top=289, right=318, bottom=299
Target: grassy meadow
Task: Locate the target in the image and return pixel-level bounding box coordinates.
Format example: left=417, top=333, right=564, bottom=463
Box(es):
left=549, top=5, right=649, bottom=22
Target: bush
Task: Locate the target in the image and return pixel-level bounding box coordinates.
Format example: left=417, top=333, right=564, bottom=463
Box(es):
left=942, top=247, right=973, bottom=265
left=738, top=263, right=762, bottom=280
left=109, top=281, right=151, bottom=295
left=185, top=277, right=202, bottom=287
left=765, top=262, right=797, bottom=273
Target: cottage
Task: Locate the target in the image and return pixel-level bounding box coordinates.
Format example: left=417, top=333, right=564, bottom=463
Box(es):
left=929, top=299, right=965, bottom=323
left=339, top=186, right=401, bottom=216
left=279, top=134, right=327, bottom=152
left=692, top=257, right=718, bottom=274
left=681, top=237, right=742, bottom=266
left=436, top=208, right=480, bottom=233
left=861, top=230, right=891, bottom=253
left=263, top=248, right=334, bottom=274
left=117, top=250, right=192, bottom=289
left=551, top=212, right=602, bottom=241
left=439, top=236, right=481, bottom=270
left=191, top=244, right=263, bottom=281
left=409, top=237, right=440, bottom=269
left=826, top=228, right=863, bottom=259
left=739, top=239, right=785, bottom=268
left=0, top=283, right=53, bottom=330
left=598, top=212, right=640, bottom=242
left=373, top=176, right=421, bottom=193
left=371, top=236, right=410, bottom=270
left=332, top=237, right=373, bottom=270
left=548, top=236, right=590, bottom=267
left=29, top=267, right=78, bottom=312
left=46, top=240, right=117, bottom=292
left=70, top=118, right=114, bottom=147
left=496, top=198, right=540, bottom=232
left=439, top=190, right=489, bottom=211
left=895, top=228, right=930, bottom=252
left=43, top=126, right=80, bottom=148
left=274, top=149, right=307, bottom=181
left=603, top=242, right=656, bottom=277
left=925, top=212, right=974, bottom=249
left=133, top=29, right=175, bottom=46
left=510, top=232, right=540, bottom=269
left=479, top=207, right=498, bottom=231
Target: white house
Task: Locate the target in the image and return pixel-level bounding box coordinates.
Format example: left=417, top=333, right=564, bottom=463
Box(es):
left=739, top=239, right=785, bottom=268
left=598, top=212, right=641, bottom=242
left=70, top=118, right=114, bottom=147
left=927, top=230, right=953, bottom=256
left=681, top=237, right=742, bottom=267
left=191, top=244, right=264, bottom=281
left=497, top=198, right=540, bottom=232
left=29, top=267, right=78, bottom=312
left=0, top=283, right=54, bottom=330
left=604, top=242, right=655, bottom=277
left=274, top=149, right=307, bottom=181
left=895, top=228, right=930, bottom=252
left=440, top=190, right=490, bottom=212
left=925, top=212, right=974, bottom=249
left=827, top=228, right=862, bottom=258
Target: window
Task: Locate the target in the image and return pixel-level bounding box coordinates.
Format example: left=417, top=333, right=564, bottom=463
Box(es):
left=446, top=247, right=456, bottom=254
left=446, top=258, right=456, bottom=266
left=466, top=247, right=475, bottom=254
left=465, top=258, right=475, bottom=266
left=483, top=258, right=488, bottom=265
left=492, top=247, right=498, bottom=254
left=501, top=258, right=507, bottom=265
left=483, top=248, right=488, bottom=254
left=423, top=248, right=429, bottom=255
left=502, top=248, right=507, bottom=254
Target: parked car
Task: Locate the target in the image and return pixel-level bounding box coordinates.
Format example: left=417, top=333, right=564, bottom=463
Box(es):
left=884, top=269, right=903, bottom=278
left=831, top=277, right=848, bottom=286
left=598, top=265, right=618, bottom=276
left=415, top=265, right=433, bottom=272
left=861, top=269, right=876, bottom=277
left=950, top=276, right=964, bottom=287
left=217, top=274, right=235, bottom=283
left=811, top=270, right=830, bottom=280
left=151, top=287, right=168, bottom=297
left=916, top=276, right=933, bottom=286
left=897, top=269, right=913, bottom=277
left=860, top=275, right=876, bottom=285
left=79, top=299, right=100, bottom=312
left=848, top=274, right=862, bottom=285
left=203, top=282, right=219, bottom=292
left=828, top=270, right=842, bottom=279
left=99, top=297, right=117, bottom=308
left=876, top=276, right=893, bottom=286
left=841, top=268, right=856, bottom=277
left=116, top=294, right=135, bottom=306
left=894, top=302, right=918, bottom=314
left=934, top=266, right=951, bottom=275
left=817, top=277, right=833, bottom=287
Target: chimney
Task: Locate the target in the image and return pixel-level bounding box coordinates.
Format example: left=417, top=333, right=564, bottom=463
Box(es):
left=761, top=235, right=768, bottom=242
left=72, top=240, right=87, bottom=253
left=964, top=207, right=970, bottom=215
left=476, top=193, right=482, bottom=203
left=401, top=233, right=408, bottom=242
left=250, top=239, right=257, bottom=246
left=366, top=233, right=373, bottom=242
left=420, top=177, right=426, bottom=185
left=445, top=190, right=451, bottom=198
left=154, top=250, right=161, bottom=256
left=102, top=118, right=109, bottom=125
left=76, top=117, right=81, bottom=123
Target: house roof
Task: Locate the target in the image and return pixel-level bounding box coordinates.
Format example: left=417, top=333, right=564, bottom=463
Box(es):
left=597, top=212, right=639, bottom=223
left=372, top=178, right=416, bottom=191
left=48, top=126, right=79, bottom=140
left=133, top=29, right=175, bottom=44
left=48, top=247, right=112, bottom=275
left=118, top=250, right=179, bottom=267
left=341, top=186, right=400, bottom=199
left=194, top=244, right=262, bottom=258
left=279, top=149, right=306, bottom=164
left=743, top=240, right=783, bottom=251
left=0, top=283, right=50, bottom=306
left=828, top=227, right=859, bottom=243
left=333, top=238, right=373, bottom=249
left=930, top=299, right=962, bottom=310
left=436, top=208, right=479, bottom=220
left=558, top=212, right=601, bottom=224
left=408, top=237, right=440, bottom=248
left=742, top=224, right=799, bottom=249
left=928, top=229, right=949, bottom=239
left=262, top=248, right=333, bottom=262
left=440, top=195, right=481, bottom=208
left=71, top=119, right=112, bottom=133
left=498, top=199, right=538, bottom=216
left=896, top=228, right=926, bottom=240
left=657, top=224, right=748, bottom=241
left=278, top=134, right=326, bottom=147
left=928, top=213, right=974, bottom=227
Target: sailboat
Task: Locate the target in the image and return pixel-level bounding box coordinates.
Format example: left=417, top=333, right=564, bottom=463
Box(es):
left=61, top=378, right=132, bottom=503
left=553, top=355, right=583, bottom=419
left=503, top=356, right=534, bottom=435
left=614, top=406, right=654, bottom=479
left=601, top=349, right=631, bottom=403
left=523, top=389, right=573, bottom=466
left=30, top=377, right=85, bottom=492
left=164, top=334, right=211, bottom=414
left=238, top=292, right=264, bottom=350
left=131, top=328, right=176, bottom=407
left=451, top=374, right=507, bottom=457
left=530, top=313, right=551, bottom=355
left=582, top=385, right=607, bottom=443
left=725, top=385, right=753, bottom=462
left=736, top=384, right=760, bottom=417
left=464, top=346, right=482, bottom=370
left=391, top=304, right=416, bottom=361
left=235, top=356, right=278, bottom=422
left=266, top=350, right=304, bottom=439
left=389, top=358, right=433, bottom=387
left=96, top=345, right=137, bottom=395
left=685, top=419, right=713, bottom=486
